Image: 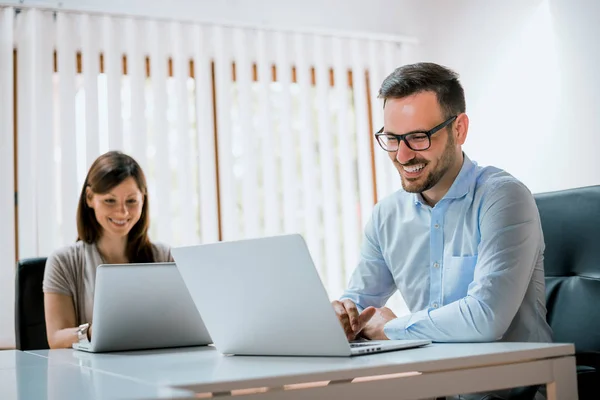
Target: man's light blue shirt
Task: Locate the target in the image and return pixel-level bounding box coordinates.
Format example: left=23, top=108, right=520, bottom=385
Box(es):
left=341, top=154, right=553, bottom=343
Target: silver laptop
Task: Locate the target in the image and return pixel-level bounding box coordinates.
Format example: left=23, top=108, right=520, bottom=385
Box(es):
left=72, top=262, right=212, bottom=353
left=171, top=234, right=430, bottom=356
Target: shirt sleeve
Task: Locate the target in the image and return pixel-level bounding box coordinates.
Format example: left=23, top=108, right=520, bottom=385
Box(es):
left=340, top=205, right=397, bottom=312
left=384, top=181, right=543, bottom=342
left=43, top=248, right=76, bottom=297
left=152, top=242, right=174, bottom=263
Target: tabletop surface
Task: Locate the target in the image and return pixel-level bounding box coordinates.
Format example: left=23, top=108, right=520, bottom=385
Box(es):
left=0, top=350, right=192, bottom=400
left=25, top=341, right=574, bottom=392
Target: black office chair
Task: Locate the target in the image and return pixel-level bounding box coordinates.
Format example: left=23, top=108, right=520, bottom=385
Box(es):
left=14, top=257, right=50, bottom=350
left=534, top=185, right=600, bottom=400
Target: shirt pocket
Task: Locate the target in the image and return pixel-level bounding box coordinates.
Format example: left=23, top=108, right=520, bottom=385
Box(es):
left=443, top=255, right=478, bottom=304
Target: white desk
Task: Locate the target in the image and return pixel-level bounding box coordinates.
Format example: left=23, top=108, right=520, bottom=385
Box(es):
left=24, top=342, right=578, bottom=400
left=0, top=350, right=193, bottom=399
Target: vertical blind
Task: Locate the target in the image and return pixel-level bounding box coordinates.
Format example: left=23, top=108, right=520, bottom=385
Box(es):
left=0, top=6, right=16, bottom=349
left=0, top=6, right=412, bottom=347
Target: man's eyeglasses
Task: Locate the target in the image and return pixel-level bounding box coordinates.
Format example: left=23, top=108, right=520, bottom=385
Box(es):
left=374, top=115, right=457, bottom=152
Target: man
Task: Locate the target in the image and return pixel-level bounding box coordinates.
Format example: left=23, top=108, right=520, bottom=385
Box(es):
left=332, top=63, right=552, bottom=400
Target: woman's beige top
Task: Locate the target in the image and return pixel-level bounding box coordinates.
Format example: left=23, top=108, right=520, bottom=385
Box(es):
left=42, top=240, right=172, bottom=325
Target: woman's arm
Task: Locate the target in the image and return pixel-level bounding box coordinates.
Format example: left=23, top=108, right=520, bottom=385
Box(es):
left=44, top=292, right=86, bottom=349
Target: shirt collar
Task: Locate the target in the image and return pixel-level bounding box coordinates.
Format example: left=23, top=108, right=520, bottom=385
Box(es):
left=413, top=153, right=476, bottom=206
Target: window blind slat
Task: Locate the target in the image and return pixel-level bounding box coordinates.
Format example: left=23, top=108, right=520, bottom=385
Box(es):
left=125, top=18, right=148, bottom=172
left=275, top=32, right=298, bottom=234
left=147, top=20, right=173, bottom=243
left=367, top=40, right=390, bottom=202
left=351, top=39, right=375, bottom=229
left=213, top=26, right=237, bottom=240
left=192, top=25, right=219, bottom=243
left=0, top=6, right=16, bottom=348
left=17, top=9, right=41, bottom=258
left=33, top=12, right=55, bottom=254
left=57, top=13, right=79, bottom=247
left=79, top=14, right=100, bottom=170
left=234, top=28, right=260, bottom=239
left=256, top=31, right=280, bottom=237
left=383, top=42, right=400, bottom=196
left=333, top=37, right=360, bottom=282
left=171, top=22, right=198, bottom=244
left=102, top=16, right=123, bottom=151
left=294, top=33, right=322, bottom=277
left=314, top=35, right=343, bottom=298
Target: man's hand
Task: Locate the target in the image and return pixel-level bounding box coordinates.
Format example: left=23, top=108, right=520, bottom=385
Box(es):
left=361, top=307, right=397, bottom=340
left=331, top=299, right=376, bottom=341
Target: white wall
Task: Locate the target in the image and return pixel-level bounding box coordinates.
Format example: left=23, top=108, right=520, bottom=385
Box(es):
left=547, top=0, right=600, bottom=191
left=399, top=0, right=600, bottom=193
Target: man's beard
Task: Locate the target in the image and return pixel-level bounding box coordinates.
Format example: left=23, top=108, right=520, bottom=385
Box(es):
left=400, top=132, right=456, bottom=193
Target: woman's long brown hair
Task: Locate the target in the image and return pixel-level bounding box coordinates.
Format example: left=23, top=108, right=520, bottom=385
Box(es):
left=76, top=151, right=154, bottom=263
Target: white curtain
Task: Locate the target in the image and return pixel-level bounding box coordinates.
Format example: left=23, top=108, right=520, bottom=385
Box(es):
left=0, top=6, right=411, bottom=347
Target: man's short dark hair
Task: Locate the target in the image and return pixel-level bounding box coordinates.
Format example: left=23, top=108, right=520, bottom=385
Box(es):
left=378, top=62, right=466, bottom=118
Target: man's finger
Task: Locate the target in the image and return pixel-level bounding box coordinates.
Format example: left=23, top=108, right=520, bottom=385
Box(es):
left=332, top=301, right=353, bottom=338
left=331, top=300, right=344, bottom=315
left=342, top=299, right=360, bottom=331
left=357, top=306, right=377, bottom=331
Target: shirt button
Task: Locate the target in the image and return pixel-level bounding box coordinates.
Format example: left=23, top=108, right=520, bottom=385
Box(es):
left=434, top=224, right=440, bottom=229
left=433, top=262, right=440, bottom=268
left=432, top=303, right=439, bottom=309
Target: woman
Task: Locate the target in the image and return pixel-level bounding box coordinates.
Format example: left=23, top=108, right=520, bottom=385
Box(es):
left=43, top=151, right=172, bottom=349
